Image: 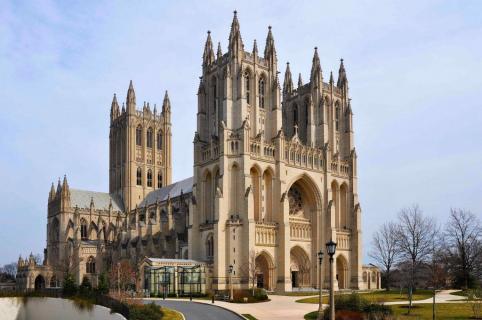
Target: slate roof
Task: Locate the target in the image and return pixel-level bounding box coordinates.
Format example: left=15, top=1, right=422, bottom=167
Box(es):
left=70, top=189, right=124, bottom=212
left=139, top=177, right=193, bottom=207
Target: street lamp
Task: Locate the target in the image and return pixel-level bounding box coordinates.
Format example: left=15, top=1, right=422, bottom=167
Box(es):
left=326, top=240, right=337, bottom=320
left=228, top=265, right=234, bottom=302
left=317, top=250, right=324, bottom=320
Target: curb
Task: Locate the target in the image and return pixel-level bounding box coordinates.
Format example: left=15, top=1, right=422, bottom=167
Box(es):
left=191, top=300, right=246, bottom=319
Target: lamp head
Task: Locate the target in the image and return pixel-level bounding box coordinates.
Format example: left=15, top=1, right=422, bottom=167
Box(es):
left=326, top=239, right=337, bottom=257
left=317, top=250, right=324, bottom=264
left=229, top=265, right=233, bottom=273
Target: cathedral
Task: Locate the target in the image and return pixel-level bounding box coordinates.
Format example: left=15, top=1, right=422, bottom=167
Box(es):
left=16, top=12, right=381, bottom=293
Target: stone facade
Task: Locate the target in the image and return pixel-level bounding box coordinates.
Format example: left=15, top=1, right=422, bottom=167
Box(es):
left=16, top=12, right=380, bottom=292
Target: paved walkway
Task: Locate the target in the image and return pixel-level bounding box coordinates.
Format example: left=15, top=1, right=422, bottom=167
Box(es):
left=385, top=289, right=464, bottom=305
left=145, top=299, right=244, bottom=320
left=145, top=290, right=466, bottom=320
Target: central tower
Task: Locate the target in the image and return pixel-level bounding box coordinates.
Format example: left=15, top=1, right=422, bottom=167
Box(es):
left=109, top=82, right=172, bottom=211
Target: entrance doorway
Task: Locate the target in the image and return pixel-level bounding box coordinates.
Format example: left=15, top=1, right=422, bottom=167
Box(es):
left=34, top=275, right=45, bottom=290
left=256, top=273, right=264, bottom=288
left=291, top=271, right=298, bottom=288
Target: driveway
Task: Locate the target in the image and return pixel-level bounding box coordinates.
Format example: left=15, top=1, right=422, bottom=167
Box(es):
left=145, top=299, right=244, bottom=320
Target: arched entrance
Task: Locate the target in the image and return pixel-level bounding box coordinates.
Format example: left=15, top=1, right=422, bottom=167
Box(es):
left=255, top=252, right=274, bottom=291
left=290, top=246, right=311, bottom=288
left=34, top=275, right=45, bottom=290
left=336, top=255, right=348, bottom=290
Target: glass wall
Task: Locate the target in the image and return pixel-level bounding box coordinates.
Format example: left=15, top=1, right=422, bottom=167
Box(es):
left=144, top=265, right=205, bottom=297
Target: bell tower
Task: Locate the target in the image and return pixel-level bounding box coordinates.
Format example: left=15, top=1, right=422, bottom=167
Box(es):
left=109, top=81, right=172, bottom=211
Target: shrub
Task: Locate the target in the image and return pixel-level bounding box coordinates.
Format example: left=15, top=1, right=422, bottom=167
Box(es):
left=322, top=293, right=393, bottom=320
left=96, top=272, right=109, bottom=295
left=62, top=273, right=78, bottom=296
left=232, top=288, right=269, bottom=303
left=129, top=303, right=164, bottom=320
left=79, top=277, right=92, bottom=296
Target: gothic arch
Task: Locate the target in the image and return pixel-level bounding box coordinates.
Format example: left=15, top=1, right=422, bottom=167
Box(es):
left=286, top=173, right=323, bottom=212
left=339, top=183, right=349, bottom=229
left=202, top=169, right=214, bottom=223
left=89, top=221, right=98, bottom=240
left=290, top=246, right=311, bottom=288
left=255, top=250, right=275, bottom=291
left=205, top=233, right=214, bottom=260
left=229, top=163, right=240, bottom=215
left=250, top=166, right=262, bottom=221
left=336, top=254, right=349, bottom=289
left=262, top=168, right=274, bottom=222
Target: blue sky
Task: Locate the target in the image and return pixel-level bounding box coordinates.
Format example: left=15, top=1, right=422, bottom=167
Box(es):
left=1, top=1, right=481, bottom=265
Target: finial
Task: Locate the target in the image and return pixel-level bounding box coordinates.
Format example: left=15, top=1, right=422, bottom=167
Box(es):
left=234, top=10, right=237, bottom=15
left=207, top=30, right=211, bottom=35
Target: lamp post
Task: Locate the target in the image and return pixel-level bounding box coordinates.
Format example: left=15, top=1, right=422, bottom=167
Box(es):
left=228, top=265, right=234, bottom=302
left=317, top=250, right=324, bottom=320
left=326, top=240, right=337, bottom=320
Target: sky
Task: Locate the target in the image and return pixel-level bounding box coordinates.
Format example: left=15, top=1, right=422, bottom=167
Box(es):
left=0, top=0, right=481, bottom=266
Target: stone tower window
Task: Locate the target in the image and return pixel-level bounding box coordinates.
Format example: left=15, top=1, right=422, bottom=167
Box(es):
left=147, top=169, right=153, bottom=187
left=157, top=172, right=163, bottom=188
left=244, top=72, right=251, bottom=104
left=86, top=256, right=96, bottom=274
left=259, top=78, right=265, bottom=108
left=293, top=104, right=298, bottom=126
left=136, top=126, right=142, bottom=146
left=80, top=219, right=88, bottom=240
left=147, top=128, right=153, bottom=148
left=335, top=104, right=340, bottom=132
left=157, top=130, right=163, bottom=150
left=136, top=167, right=142, bottom=186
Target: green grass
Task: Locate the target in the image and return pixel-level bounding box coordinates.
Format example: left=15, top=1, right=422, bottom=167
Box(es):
left=391, top=303, right=477, bottom=319
left=270, top=291, right=320, bottom=296
left=296, top=290, right=434, bottom=304
left=242, top=314, right=258, bottom=320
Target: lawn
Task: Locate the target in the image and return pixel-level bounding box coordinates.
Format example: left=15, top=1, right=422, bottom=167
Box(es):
left=304, top=303, right=479, bottom=320
left=392, top=303, right=478, bottom=319
left=296, top=290, right=433, bottom=304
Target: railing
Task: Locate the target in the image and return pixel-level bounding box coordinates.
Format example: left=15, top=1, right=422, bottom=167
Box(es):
left=284, top=140, right=324, bottom=172
left=336, top=229, right=351, bottom=250
left=250, top=139, right=275, bottom=161
left=255, top=222, right=278, bottom=246
left=289, top=219, right=311, bottom=241
left=331, top=160, right=350, bottom=177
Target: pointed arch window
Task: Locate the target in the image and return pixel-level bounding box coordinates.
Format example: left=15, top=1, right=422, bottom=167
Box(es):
left=146, top=127, right=153, bottom=148
left=305, top=100, right=309, bottom=126
left=293, top=104, right=298, bottom=126
left=147, top=169, right=153, bottom=187
left=136, top=167, right=142, bottom=186
left=136, top=126, right=142, bottom=146
left=157, top=172, right=163, bottom=188
left=335, top=104, right=340, bottom=132
left=157, top=130, right=163, bottom=150
left=86, top=256, right=96, bottom=274
left=259, top=78, right=265, bottom=108
left=245, top=72, right=251, bottom=104
left=80, top=219, right=88, bottom=240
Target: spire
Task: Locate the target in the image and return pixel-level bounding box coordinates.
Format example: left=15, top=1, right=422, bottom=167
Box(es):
left=264, top=25, right=276, bottom=61
left=49, top=182, right=56, bottom=202
left=126, top=80, right=136, bottom=112
left=283, top=62, right=293, bottom=95
left=252, top=39, right=258, bottom=56
left=56, top=178, right=61, bottom=194
left=298, top=73, right=303, bottom=88
left=162, top=90, right=171, bottom=113
left=337, top=58, right=347, bottom=88
left=310, top=47, right=322, bottom=82
left=217, top=42, right=222, bottom=59
left=62, top=174, right=70, bottom=197
left=110, top=93, right=119, bottom=121
left=228, top=10, right=244, bottom=55
left=203, top=31, right=215, bottom=66
left=197, top=77, right=205, bottom=95
left=329, top=71, right=334, bottom=86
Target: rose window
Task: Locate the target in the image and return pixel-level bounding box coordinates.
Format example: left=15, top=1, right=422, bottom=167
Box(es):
left=288, top=186, right=303, bottom=215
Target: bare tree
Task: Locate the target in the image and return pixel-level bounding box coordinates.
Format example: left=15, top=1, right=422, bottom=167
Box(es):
left=396, top=204, right=437, bottom=314
left=443, top=209, right=482, bottom=289
left=369, top=221, right=400, bottom=290
left=248, top=249, right=258, bottom=296
left=0, top=262, right=17, bottom=280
